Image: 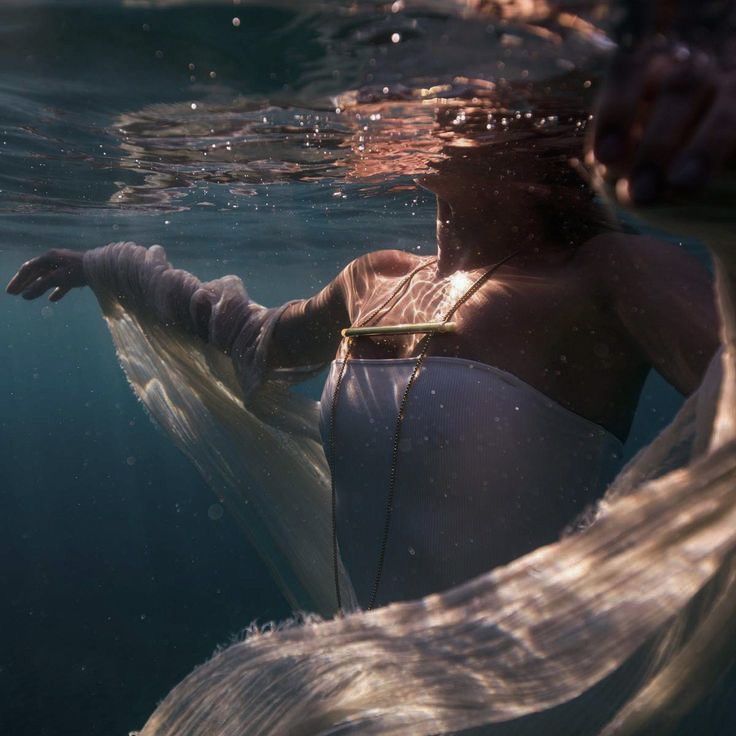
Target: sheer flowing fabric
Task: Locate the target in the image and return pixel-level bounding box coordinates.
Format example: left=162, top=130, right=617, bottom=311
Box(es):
left=83, top=243, right=357, bottom=616
left=85, top=229, right=736, bottom=734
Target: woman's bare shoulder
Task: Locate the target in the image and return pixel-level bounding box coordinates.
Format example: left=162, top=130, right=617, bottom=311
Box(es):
left=573, top=233, right=714, bottom=319
left=578, top=232, right=709, bottom=276
left=347, top=249, right=428, bottom=279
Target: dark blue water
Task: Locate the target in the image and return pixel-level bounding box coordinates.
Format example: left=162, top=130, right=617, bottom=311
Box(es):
left=0, top=3, right=711, bottom=735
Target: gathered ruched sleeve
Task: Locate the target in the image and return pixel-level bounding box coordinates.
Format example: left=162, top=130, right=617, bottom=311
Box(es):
left=82, top=241, right=323, bottom=401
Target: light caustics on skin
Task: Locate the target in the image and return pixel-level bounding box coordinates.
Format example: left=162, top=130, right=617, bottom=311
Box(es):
left=336, top=254, right=512, bottom=356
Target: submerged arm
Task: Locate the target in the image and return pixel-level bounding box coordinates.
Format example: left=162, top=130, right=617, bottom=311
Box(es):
left=594, top=235, right=720, bottom=394
left=6, top=242, right=350, bottom=398
left=267, top=278, right=349, bottom=371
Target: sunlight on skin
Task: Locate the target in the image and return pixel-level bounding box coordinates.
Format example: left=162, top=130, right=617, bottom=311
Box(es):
left=445, top=270, right=473, bottom=307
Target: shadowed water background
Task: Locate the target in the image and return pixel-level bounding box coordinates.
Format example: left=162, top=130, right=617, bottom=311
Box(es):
left=0, top=3, right=710, bottom=735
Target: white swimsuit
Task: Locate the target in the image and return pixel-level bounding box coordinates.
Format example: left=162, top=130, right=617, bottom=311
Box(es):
left=321, top=356, right=623, bottom=608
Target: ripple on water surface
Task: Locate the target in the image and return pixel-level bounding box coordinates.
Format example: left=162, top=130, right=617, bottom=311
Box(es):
left=0, top=0, right=613, bottom=215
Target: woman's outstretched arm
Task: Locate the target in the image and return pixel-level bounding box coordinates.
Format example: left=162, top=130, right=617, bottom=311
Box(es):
left=6, top=242, right=350, bottom=395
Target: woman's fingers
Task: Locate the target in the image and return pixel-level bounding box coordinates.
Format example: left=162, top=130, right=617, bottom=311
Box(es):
left=49, top=285, right=72, bottom=302
left=190, top=287, right=215, bottom=341
left=629, top=54, right=717, bottom=202
left=593, top=43, right=676, bottom=166
left=668, top=77, right=736, bottom=191
left=21, top=272, right=60, bottom=300
left=6, top=254, right=54, bottom=295
left=593, top=44, right=736, bottom=204
left=593, top=52, right=649, bottom=166
left=7, top=249, right=85, bottom=298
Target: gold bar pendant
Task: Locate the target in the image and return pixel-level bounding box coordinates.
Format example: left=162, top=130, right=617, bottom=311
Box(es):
left=341, top=321, right=457, bottom=338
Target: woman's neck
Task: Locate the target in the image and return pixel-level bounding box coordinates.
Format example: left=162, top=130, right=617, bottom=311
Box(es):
left=434, top=197, right=540, bottom=276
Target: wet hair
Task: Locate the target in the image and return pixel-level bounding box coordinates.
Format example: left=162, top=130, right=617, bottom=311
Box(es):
left=433, top=96, right=613, bottom=250
left=345, top=74, right=615, bottom=249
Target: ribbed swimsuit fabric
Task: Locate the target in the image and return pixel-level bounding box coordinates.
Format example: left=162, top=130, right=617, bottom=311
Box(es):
left=320, top=356, right=623, bottom=608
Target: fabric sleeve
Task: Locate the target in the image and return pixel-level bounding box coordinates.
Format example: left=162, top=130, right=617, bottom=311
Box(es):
left=82, top=241, right=323, bottom=401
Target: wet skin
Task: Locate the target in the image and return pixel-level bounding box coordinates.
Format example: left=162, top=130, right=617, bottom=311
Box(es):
left=271, top=233, right=717, bottom=442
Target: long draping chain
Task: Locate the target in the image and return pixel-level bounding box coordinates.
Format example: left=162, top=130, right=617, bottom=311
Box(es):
left=329, top=249, right=522, bottom=611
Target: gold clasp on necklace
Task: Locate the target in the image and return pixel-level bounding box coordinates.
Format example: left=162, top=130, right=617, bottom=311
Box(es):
left=341, top=321, right=457, bottom=338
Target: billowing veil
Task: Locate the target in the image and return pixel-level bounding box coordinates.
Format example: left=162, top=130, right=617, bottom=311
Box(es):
left=83, top=4, right=736, bottom=735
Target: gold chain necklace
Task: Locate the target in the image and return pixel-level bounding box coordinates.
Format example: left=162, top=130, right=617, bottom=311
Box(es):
left=329, top=250, right=523, bottom=611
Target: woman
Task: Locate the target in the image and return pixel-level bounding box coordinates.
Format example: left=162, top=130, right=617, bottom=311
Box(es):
left=6, top=101, right=718, bottom=612
left=8, top=3, right=735, bottom=734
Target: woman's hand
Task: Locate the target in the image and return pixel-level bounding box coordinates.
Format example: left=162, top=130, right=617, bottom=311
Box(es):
left=6, top=248, right=86, bottom=301
left=591, top=2, right=736, bottom=204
